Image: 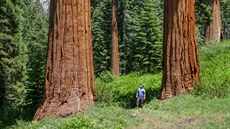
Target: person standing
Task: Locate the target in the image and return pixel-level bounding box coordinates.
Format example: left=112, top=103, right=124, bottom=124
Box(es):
left=136, top=84, right=146, bottom=108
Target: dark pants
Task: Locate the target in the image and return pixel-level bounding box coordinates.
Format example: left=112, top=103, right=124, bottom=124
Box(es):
left=136, top=97, right=144, bottom=108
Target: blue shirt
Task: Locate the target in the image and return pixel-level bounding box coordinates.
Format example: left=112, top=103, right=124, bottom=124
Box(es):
left=137, top=88, right=145, bottom=97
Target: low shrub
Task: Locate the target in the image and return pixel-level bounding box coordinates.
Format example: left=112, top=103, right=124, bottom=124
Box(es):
left=61, top=116, right=94, bottom=129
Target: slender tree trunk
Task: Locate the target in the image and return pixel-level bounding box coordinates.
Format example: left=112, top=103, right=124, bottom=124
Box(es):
left=205, top=0, right=222, bottom=43
left=111, top=0, right=120, bottom=75
left=33, top=0, right=95, bottom=120
left=160, top=0, right=200, bottom=99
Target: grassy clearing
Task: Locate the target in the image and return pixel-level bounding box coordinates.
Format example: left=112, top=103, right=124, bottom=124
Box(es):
left=143, top=95, right=230, bottom=128
left=2, top=41, right=230, bottom=128
left=8, top=95, right=230, bottom=129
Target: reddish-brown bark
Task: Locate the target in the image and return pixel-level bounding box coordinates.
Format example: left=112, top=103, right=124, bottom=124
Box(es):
left=33, top=0, right=95, bottom=120
left=205, top=0, right=222, bottom=43
left=160, top=0, right=200, bottom=99
left=111, top=0, right=120, bottom=76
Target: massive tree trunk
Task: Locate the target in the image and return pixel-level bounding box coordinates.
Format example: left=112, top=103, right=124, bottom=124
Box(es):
left=205, top=0, right=222, bottom=43
left=33, top=0, right=95, bottom=120
left=111, top=0, right=120, bottom=75
left=160, top=0, right=200, bottom=99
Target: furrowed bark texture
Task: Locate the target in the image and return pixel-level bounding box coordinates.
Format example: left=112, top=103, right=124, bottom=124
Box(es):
left=205, top=0, right=222, bottom=43
left=160, top=0, right=200, bottom=99
left=111, top=0, right=120, bottom=76
left=33, top=0, right=95, bottom=120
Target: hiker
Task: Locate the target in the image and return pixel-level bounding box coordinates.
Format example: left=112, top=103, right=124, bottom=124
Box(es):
left=136, top=84, right=146, bottom=108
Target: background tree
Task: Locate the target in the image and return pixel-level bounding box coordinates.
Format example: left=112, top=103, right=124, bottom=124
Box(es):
left=23, top=0, right=48, bottom=111
left=92, top=0, right=163, bottom=75
left=195, top=0, right=212, bottom=43
left=33, top=0, right=95, bottom=120
left=118, top=0, right=142, bottom=74
left=0, top=0, right=27, bottom=109
left=111, top=0, right=120, bottom=75
left=205, top=0, right=222, bottom=43
left=220, top=0, right=230, bottom=39
left=134, top=0, right=162, bottom=73
left=118, top=0, right=163, bottom=74
left=0, top=0, right=49, bottom=124
left=92, top=0, right=111, bottom=76
left=160, top=0, right=200, bottom=99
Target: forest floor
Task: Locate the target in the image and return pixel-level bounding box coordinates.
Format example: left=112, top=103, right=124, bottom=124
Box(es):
left=8, top=95, right=230, bottom=129
left=127, top=96, right=230, bottom=129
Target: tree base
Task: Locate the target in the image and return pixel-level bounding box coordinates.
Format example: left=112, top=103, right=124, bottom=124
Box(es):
left=33, top=96, right=93, bottom=121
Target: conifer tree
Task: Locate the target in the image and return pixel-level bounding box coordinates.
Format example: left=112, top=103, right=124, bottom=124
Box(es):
left=92, top=0, right=112, bottom=76
left=0, top=0, right=28, bottom=108
left=23, top=0, right=48, bottom=109
left=220, top=0, right=230, bottom=39
left=135, top=0, right=162, bottom=73
left=119, top=0, right=142, bottom=73
left=120, top=0, right=163, bottom=74
left=92, top=0, right=164, bottom=75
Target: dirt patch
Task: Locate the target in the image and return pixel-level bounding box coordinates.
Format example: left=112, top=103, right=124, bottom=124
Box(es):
left=176, top=117, right=199, bottom=128
left=128, top=110, right=163, bottom=129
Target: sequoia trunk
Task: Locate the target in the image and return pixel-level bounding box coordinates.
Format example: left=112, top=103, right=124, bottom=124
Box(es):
left=160, top=0, right=200, bottom=99
left=111, top=0, right=120, bottom=75
left=33, top=0, right=95, bottom=120
left=205, top=0, right=222, bottom=43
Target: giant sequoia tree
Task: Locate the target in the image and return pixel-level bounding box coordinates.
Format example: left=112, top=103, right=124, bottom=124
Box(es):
left=33, top=0, right=95, bottom=120
left=111, top=0, right=120, bottom=75
left=205, top=0, right=222, bottom=43
left=160, top=0, right=200, bottom=99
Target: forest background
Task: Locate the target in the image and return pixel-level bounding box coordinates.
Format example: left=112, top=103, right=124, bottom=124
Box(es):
left=0, top=0, right=230, bottom=128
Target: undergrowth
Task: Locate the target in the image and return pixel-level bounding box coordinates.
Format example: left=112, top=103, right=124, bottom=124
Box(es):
left=194, top=40, right=230, bottom=98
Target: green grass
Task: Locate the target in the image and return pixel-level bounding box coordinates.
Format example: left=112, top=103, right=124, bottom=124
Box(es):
left=195, top=40, right=230, bottom=98
left=7, top=95, right=230, bottom=129
left=1, top=40, right=230, bottom=129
